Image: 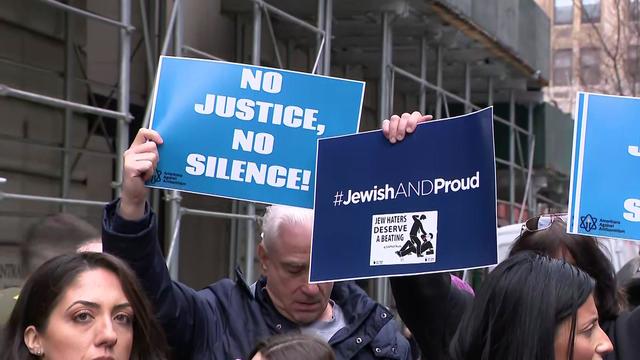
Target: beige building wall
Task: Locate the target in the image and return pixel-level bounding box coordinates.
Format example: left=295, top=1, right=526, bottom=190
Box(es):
left=535, top=0, right=640, bottom=115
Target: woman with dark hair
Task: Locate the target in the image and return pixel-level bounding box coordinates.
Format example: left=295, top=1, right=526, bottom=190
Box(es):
left=510, top=214, right=640, bottom=359
left=249, top=333, right=335, bottom=360
left=451, top=251, right=612, bottom=360
left=1, top=252, right=168, bottom=360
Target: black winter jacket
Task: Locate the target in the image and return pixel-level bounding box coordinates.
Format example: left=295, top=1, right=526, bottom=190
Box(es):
left=102, top=200, right=411, bottom=359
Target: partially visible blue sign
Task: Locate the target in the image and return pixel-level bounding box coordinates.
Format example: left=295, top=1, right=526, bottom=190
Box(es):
left=310, top=108, right=498, bottom=282
left=568, top=92, right=640, bottom=241
left=146, top=56, right=364, bottom=208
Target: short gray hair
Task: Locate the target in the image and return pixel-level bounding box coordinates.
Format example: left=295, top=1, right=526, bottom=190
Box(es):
left=261, top=205, right=314, bottom=251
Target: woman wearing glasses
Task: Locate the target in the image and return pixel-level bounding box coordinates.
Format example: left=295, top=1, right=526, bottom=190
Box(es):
left=384, top=113, right=619, bottom=359
left=509, top=214, right=640, bottom=359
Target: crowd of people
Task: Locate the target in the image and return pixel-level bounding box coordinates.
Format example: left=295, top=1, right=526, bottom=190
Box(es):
left=0, top=112, right=639, bottom=359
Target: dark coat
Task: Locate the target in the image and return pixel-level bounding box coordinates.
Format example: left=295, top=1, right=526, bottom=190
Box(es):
left=391, top=272, right=640, bottom=360
left=102, top=200, right=411, bottom=359
left=389, top=274, right=473, bottom=360
left=601, top=308, right=640, bottom=360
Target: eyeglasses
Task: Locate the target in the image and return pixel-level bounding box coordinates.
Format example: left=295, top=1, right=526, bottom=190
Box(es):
left=520, top=213, right=568, bottom=236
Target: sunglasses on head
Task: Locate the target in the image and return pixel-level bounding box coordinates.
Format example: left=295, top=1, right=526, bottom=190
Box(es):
left=520, top=213, right=568, bottom=236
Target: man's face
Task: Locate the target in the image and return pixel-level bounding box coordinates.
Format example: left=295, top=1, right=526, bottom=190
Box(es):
left=258, top=221, right=333, bottom=325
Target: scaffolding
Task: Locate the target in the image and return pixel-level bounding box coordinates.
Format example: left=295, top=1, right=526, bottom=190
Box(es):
left=0, top=0, right=545, bottom=306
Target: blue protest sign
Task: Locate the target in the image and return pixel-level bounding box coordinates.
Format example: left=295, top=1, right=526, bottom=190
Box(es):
left=310, top=108, right=498, bottom=282
left=146, top=56, right=364, bottom=208
left=567, top=92, right=640, bottom=241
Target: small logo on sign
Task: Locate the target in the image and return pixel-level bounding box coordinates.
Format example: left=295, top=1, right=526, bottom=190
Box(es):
left=579, top=214, right=598, bottom=232
left=149, top=169, right=162, bottom=184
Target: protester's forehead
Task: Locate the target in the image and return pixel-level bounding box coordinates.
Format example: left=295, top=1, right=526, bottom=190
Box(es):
left=271, top=221, right=312, bottom=252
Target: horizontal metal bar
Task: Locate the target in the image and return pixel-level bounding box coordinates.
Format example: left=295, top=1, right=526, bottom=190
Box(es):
left=182, top=45, right=225, bottom=61
left=0, top=84, right=131, bottom=121
left=40, top=0, right=135, bottom=31
left=181, top=207, right=260, bottom=221
left=0, top=135, right=116, bottom=159
left=0, top=191, right=107, bottom=207
left=390, top=65, right=533, bottom=136
left=536, top=193, right=567, bottom=209
left=252, top=0, right=325, bottom=35
left=0, top=57, right=120, bottom=93
left=390, top=65, right=480, bottom=112
left=495, top=157, right=528, bottom=172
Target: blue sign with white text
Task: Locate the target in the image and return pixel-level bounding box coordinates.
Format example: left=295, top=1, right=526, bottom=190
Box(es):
left=310, top=108, right=498, bottom=282
left=147, top=56, right=364, bottom=208
left=568, top=93, right=640, bottom=241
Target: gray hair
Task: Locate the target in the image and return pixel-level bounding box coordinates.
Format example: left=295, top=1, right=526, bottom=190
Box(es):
left=261, top=205, right=314, bottom=252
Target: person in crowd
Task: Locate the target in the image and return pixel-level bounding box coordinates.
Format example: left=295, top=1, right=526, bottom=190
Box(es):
left=617, top=256, right=640, bottom=308
left=0, top=252, right=168, bottom=360
left=102, top=125, right=452, bottom=359
left=510, top=215, right=640, bottom=359
left=450, top=251, right=613, bottom=359
left=248, top=333, right=335, bottom=360
left=383, top=112, right=628, bottom=359
left=22, top=213, right=102, bottom=277
left=382, top=112, right=474, bottom=360
left=1, top=213, right=102, bottom=333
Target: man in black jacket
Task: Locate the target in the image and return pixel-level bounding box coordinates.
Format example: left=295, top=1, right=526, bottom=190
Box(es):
left=103, top=127, right=413, bottom=359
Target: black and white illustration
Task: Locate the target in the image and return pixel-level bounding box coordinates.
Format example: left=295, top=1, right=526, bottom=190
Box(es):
left=370, top=211, right=438, bottom=266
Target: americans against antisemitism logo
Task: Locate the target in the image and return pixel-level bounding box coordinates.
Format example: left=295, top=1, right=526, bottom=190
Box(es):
left=579, top=214, right=597, bottom=232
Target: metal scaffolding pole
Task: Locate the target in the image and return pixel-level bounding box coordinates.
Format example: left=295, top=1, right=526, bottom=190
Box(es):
left=0, top=85, right=130, bottom=120
left=464, top=63, right=471, bottom=113
left=509, top=90, right=516, bottom=224
left=376, top=11, right=393, bottom=305
left=62, top=11, right=73, bottom=210
left=419, top=36, right=428, bottom=114
left=527, top=103, right=536, bottom=215
left=142, top=0, right=182, bottom=129
left=116, top=0, right=132, bottom=199
left=139, top=0, right=155, bottom=86
left=435, top=45, right=443, bottom=119
left=379, top=12, right=392, bottom=124
left=243, top=1, right=262, bottom=284
left=166, top=0, right=183, bottom=280
left=316, top=0, right=325, bottom=74
left=0, top=191, right=107, bottom=207
left=40, top=0, right=135, bottom=31
left=183, top=45, right=225, bottom=61
left=487, top=77, right=494, bottom=106
left=323, top=0, right=332, bottom=75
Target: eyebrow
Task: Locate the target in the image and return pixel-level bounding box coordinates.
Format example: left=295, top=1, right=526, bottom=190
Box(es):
left=66, top=300, right=132, bottom=312
left=282, top=261, right=306, bottom=268
left=578, top=316, right=599, bottom=330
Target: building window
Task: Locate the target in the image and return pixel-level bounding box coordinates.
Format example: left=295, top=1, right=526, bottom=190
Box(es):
left=627, top=45, right=640, bottom=82
left=555, top=0, right=573, bottom=24
left=580, top=48, right=601, bottom=85
left=582, top=0, right=601, bottom=23
left=553, top=49, right=573, bottom=86
left=631, top=0, right=640, bottom=21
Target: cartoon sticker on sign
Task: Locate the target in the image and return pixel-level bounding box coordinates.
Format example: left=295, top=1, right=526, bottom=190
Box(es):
left=370, top=211, right=438, bottom=266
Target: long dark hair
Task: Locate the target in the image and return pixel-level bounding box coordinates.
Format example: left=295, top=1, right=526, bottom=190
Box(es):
left=249, top=333, right=335, bottom=360
left=450, top=252, right=594, bottom=360
left=1, top=252, right=169, bottom=360
left=510, top=219, right=624, bottom=321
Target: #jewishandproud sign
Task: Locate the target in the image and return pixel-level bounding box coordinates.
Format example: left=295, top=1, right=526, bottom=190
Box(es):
left=310, top=108, right=498, bottom=282
left=568, top=92, right=640, bottom=241
left=146, top=56, right=364, bottom=208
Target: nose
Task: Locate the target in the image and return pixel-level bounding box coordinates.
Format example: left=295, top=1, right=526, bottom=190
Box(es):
left=95, top=317, right=118, bottom=348
left=594, top=326, right=613, bottom=355
left=300, top=283, right=321, bottom=297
